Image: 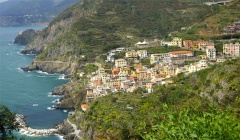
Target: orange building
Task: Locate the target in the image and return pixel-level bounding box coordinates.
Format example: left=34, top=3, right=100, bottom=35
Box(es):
left=183, top=40, right=193, bottom=49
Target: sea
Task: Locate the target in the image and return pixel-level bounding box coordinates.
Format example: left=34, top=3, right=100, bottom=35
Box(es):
left=0, top=26, right=69, bottom=139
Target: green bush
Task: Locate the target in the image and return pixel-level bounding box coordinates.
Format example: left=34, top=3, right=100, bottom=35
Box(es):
left=144, top=104, right=240, bottom=140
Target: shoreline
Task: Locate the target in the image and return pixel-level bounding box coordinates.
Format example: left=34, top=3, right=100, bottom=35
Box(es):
left=16, top=114, right=64, bottom=137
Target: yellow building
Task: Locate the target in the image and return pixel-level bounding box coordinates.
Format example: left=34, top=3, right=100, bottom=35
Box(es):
left=136, top=67, right=148, bottom=80
left=119, top=66, right=131, bottom=75
left=125, top=50, right=138, bottom=58
left=199, top=55, right=207, bottom=59
left=171, top=37, right=183, bottom=47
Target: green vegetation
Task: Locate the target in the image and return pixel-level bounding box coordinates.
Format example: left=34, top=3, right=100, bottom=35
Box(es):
left=0, top=105, right=19, bottom=139
left=79, top=64, right=98, bottom=75
left=145, top=104, right=240, bottom=139
left=36, top=0, right=213, bottom=63
left=74, top=58, right=240, bottom=139
left=177, top=0, right=240, bottom=39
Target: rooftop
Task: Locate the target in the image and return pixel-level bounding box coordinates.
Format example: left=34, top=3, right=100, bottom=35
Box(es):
left=169, top=50, right=193, bottom=54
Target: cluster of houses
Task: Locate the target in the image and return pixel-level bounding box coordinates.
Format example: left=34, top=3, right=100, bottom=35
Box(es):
left=224, top=21, right=240, bottom=34
left=81, top=37, right=240, bottom=111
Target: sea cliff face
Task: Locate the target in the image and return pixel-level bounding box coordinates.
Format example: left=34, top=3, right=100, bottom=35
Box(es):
left=21, top=0, right=100, bottom=56
left=14, top=29, right=38, bottom=45
left=21, top=61, right=72, bottom=75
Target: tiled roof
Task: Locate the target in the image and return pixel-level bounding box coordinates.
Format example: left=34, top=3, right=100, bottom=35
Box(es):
left=169, top=51, right=193, bottom=54
left=81, top=104, right=90, bottom=108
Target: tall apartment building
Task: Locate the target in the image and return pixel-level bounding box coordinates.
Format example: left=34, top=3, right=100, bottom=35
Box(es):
left=206, top=46, right=216, bottom=60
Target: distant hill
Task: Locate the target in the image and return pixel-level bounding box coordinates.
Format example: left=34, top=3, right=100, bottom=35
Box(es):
left=0, top=0, right=79, bottom=26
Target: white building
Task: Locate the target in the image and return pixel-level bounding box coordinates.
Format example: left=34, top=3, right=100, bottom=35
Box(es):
left=206, top=46, right=216, bottom=60
left=116, top=47, right=125, bottom=53
left=106, top=55, right=115, bottom=62
left=150, top=53, right=169, bottom=64
left=115, top=58, right=128, bottom=68
left=137, top=50, right=148, bottom=58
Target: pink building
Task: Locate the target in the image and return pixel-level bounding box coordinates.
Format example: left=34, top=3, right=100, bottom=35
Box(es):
left=223, top=42, right=240, bottom=57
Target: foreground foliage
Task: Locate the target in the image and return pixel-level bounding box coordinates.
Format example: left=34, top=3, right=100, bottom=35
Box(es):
left=0, top=105, right=19, bottom=140
left=145, top=104, right=240, bottom=139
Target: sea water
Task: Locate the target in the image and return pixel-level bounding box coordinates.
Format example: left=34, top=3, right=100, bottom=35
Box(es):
left=0, top=26, right=69, bottom=139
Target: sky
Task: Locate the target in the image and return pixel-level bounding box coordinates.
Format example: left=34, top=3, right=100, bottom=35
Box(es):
left=0, top=0, right=8, bottom=3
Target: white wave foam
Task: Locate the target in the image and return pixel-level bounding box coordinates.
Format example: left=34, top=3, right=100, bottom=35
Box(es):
left=17, top=52, right=24, bottom=55
left=25, top=54, right=37, bottom=56
left=56, top=134, right=65, bottom=140
left=36, top=71, right=50, bottom=75
left=17, top=68, right=23, bottom=72
left=47, top=107, right=56, bottom=110
left=58, top=74, right=65, bottom=80
left=32, top=104, right=38, bottom=107
left=48, top=92, right=64, bottom=98
left=52, top=99, right=60, bottom=103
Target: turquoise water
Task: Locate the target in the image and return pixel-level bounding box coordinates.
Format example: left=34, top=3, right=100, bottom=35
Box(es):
left=0, top=26, right=69, bottom=139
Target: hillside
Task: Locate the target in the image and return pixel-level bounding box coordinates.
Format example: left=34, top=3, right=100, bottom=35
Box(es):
left=22, top=0, right=213, bottom=67
left=17, top=0, right=240, bottom=139
left=0, top=0, right=79, bottom=26
left=68, top=58, right=240, bottom=139
left=176, top=0, right=240, bottom=39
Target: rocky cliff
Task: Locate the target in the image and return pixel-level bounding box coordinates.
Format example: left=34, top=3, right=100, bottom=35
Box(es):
left=14, top=29, right=38, bottom=45
left=21, top=61, right=72, bottom=75
left=21, top=0, right=100, bottom=57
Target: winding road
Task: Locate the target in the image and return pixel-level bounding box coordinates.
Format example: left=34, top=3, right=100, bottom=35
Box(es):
left=67, top=119, right=81, bottom=139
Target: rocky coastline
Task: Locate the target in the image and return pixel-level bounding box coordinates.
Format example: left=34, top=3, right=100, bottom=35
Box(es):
left=16, top=114, right=60, bottom=136
left=21, top=61, right=72, bottom=75
left=16, top=114, right=77, bottom=139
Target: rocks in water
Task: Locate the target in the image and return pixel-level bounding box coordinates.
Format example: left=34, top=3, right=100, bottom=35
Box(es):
left=20, top=61, right=72, bottom=75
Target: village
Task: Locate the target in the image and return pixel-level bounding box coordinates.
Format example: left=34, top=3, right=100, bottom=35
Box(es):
left=80, top=23, right=240, bottom=111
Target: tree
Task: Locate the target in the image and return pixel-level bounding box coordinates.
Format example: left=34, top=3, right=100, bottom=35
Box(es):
left=0, top=105, right=19, bottom=140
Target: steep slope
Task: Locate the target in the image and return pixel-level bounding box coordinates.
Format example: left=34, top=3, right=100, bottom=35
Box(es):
left=22, top=0, right=213, bottom=73
left=177, top=0, right=240, bottom=39
left=14, top=29, right=38, bottom=45
left=71, top=58, right=240, bottom=139
left=0, top=0, right=79, bottom=26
